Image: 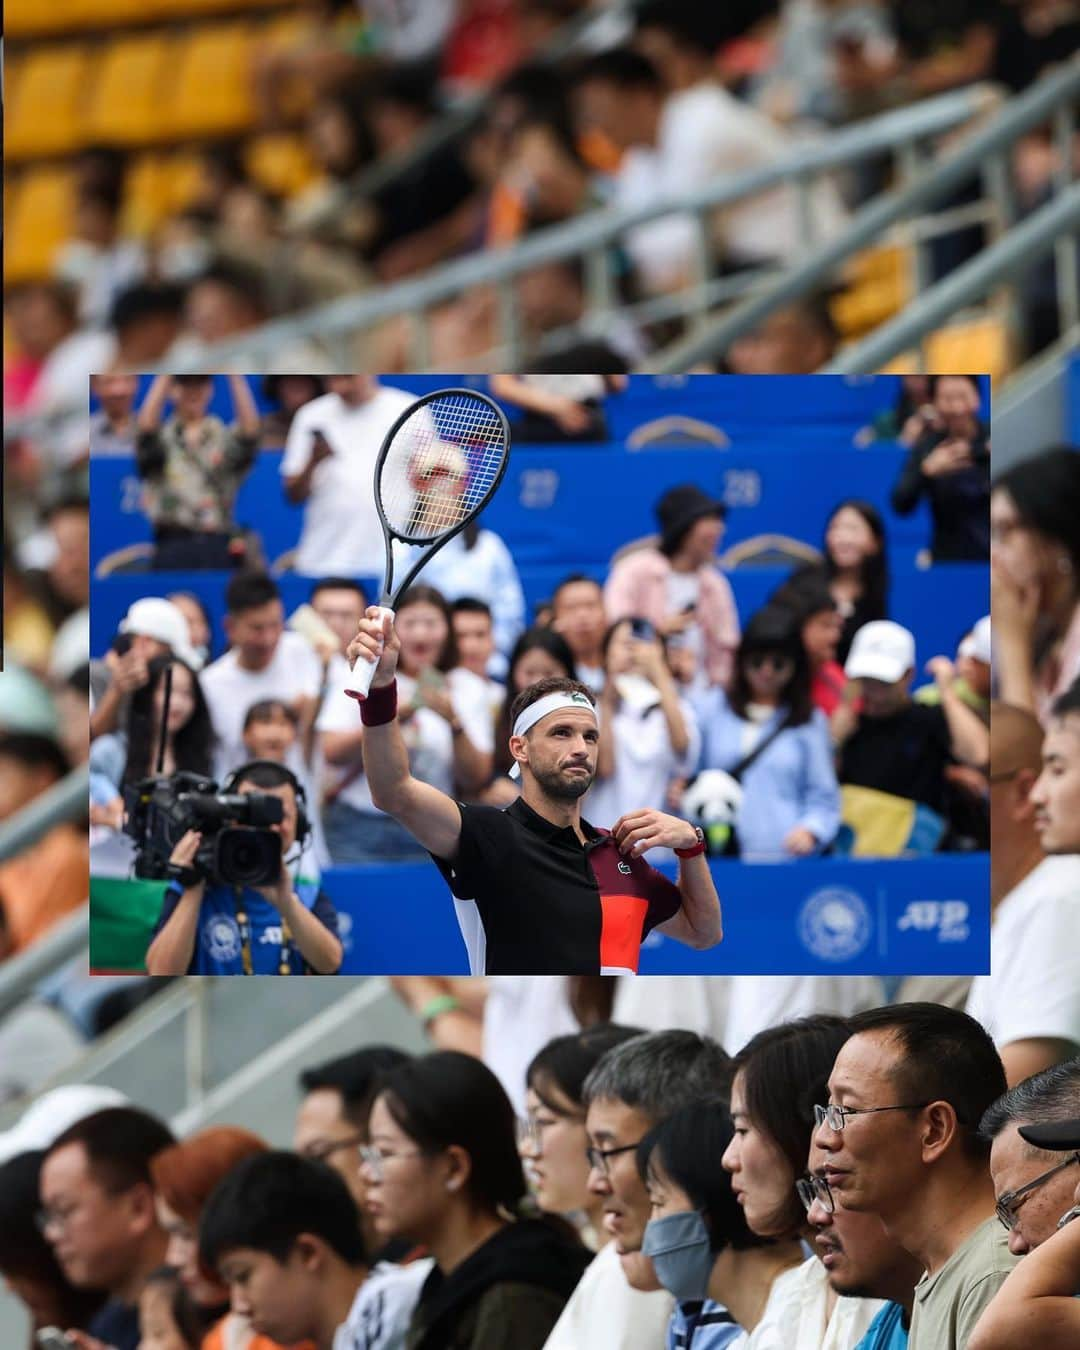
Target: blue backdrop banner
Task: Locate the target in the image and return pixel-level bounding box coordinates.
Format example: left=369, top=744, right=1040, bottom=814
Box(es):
left=324, top=855, right=988, bottom=976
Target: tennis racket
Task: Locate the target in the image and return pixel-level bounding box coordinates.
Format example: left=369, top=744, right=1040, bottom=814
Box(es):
left=345, top=387, right=512, bottom=700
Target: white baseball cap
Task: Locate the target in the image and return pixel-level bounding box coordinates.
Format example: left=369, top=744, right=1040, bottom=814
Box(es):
left=0, top=1085, right=129, bottom=1166
left=970, top=615, right=992, bottom=666
left=119, top=597, right=204, bottom=672
left=844, top=621, right=916, bottom=684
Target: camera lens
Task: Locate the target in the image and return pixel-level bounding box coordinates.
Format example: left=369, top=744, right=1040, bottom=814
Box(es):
left=216, top=828, right=281, bottom=887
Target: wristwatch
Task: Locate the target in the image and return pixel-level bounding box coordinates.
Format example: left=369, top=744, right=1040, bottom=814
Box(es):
left=675, top=826, right=707, bottom=859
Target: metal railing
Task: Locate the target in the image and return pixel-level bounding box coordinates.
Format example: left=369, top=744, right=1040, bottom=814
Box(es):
left=652, top=55, right=1079, bottom=373
left=824, top=184, right=1080, bottom=373
left=169, top=83, right=998, bottom=373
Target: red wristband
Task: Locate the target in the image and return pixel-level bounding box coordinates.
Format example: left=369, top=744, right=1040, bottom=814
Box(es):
left=675, top=828, right=707, bottom=859
left=360, top=679, right=397, bottom=726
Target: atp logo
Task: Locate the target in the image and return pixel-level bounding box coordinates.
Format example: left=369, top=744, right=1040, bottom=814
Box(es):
left=798, top=887, right=872, bottom=962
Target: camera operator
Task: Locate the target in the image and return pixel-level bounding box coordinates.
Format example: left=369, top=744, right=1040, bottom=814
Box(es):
left=145, top=761, right=342, bottom=976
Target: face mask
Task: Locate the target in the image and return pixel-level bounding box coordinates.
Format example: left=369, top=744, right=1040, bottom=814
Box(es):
left=641, top=1210, right=715, bottom=1303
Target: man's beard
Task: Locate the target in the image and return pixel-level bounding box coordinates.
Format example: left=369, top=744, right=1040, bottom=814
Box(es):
left=530, top=761, right=596, bottom=801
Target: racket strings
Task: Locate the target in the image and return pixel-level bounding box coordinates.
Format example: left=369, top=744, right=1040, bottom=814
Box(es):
left=380, top=394, right=507, bottom=542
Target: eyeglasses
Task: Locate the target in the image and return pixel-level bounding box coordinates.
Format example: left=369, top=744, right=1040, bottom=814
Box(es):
left=517, top=1110, right=582, bottom=1157
left=35, top=1203, right=83, bottom=1236
left=357, top=1145, right=424, bottom=1181
left=796, top=1173, right=836, bottom=1215
left=299, top=1131, right=367, bottom=1163
left=996, top=1152, right=1080, bottom=1231
left=814, top=1101, right=931, bottom=1132
left=585, top=1141, right=643, bottom=1177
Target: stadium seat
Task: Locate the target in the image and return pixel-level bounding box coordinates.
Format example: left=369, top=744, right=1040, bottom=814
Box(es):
left=123, top=151, right=206, bottom=236
left=86, top=33, right=171, bottom=146
left=832, top=244, right=911, bottom=339
left=5, top=169, right=76, bottom=283
left=5, top=44, right=92, bottom=162
left=925, top=315, right=1011, bottom=385
left=718, top=534, right=824, bottom=569
left=626, top=415, right=732, bottom=449
left=5, top=0, right=79, bottom=38
left=246, top=134, right=319, bottom=199
left=166, top=24, right=258, bottom=139
left=94, top=543, right=155, bottom=577
left=152, top=0, right=292, bottom=14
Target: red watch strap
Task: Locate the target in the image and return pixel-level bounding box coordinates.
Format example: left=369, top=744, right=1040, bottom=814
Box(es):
left=675, top=830, right=706, bottom=859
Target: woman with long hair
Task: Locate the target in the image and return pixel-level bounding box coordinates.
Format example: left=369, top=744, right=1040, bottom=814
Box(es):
left=796, top=500, right=888, bottom=666
left=695, top=605, right=840, bottom=860
left=318, top=585, right=487, bottom=862
left=362, top=1051, right=591, bottom=1350
left=519, top=1024, right=643, bottom=1250
left=991, top=445, right=1080, bottom=725
left=88, top=656, right=216, bottom=831
left=721, top=1016, right=885, bottom=1346
left=148, top=1125, right=286, bottom=1350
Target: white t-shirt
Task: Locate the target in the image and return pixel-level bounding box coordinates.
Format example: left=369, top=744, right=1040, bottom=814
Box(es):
left=613, top=976, right=883, bottom=1056
left=747, top=1255, right=883, bottom=1350
left=281, top=386, right=417, bottom=577
left=542, top=1239, right=674, bottom=1350
left=316, top=670, right=482, bottom=815
left=483, top=976, right=579, bottom=1117
left=584, top=690, right=700, bottom=864
left=200, top=630, right=323, bottom=782
left=447, top=667, right=503, bottom=755
left=658, top=84, right=847, bottom=266
left=334, top=1259, right=434, bottom=1350
left=966, top=856, right=1080, bottom=1052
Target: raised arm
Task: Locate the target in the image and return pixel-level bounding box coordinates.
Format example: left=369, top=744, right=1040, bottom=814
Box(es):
left=968, top=1212, right=1080, bottom=1350
left=226, top=372, right=261, bottom=439
left=927, top=657, right=990, bottom=767
left=145, top=833, right=204, bottom=974
left=346, top=610, right=464, bottom=860
left=136, top=373, right=173, bottom=434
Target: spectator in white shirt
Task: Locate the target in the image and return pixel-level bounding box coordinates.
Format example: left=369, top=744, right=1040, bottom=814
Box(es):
left=199, top=571, right=323, bottom=787
left=411, top=521, right=526, bottom=677
left=450, top=599, right=506, bottom=755
left=967, top=701, right=1080, bottom=1083
left=317, top=586, right=489, bottom=862
left=281, top=375, right=417, bottom=578
left=572, top=44, right=844, bottom=297
left=586, top=618, right=699, bottom=859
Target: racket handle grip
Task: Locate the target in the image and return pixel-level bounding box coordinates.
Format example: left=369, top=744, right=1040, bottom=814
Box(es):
left=344, top=606, right=396, bottom=702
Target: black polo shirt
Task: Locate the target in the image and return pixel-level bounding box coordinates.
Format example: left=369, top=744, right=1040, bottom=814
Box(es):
left=431, top=797, right=683, bottom=974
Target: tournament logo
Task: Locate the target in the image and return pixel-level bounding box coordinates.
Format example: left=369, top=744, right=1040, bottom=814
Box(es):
left=798, top=887, right=871, bottom=962
left=202, top=914, right=242, bottom=963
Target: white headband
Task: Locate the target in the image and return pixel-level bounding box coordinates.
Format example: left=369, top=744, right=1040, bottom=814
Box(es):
left=508, top=691, right=599, bottom=780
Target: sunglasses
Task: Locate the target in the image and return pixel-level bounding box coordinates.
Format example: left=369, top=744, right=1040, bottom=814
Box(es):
left=745, top=652, right=794, bottom=672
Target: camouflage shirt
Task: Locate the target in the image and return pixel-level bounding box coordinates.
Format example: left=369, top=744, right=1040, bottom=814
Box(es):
left=135, top=415, right=257, bottom=533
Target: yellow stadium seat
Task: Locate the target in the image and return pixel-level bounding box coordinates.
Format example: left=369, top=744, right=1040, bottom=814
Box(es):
left=165, top=25, right=258, bottom=139
left=6, top=45, right=92, bottom=162
left=65, top=0, right=160, bottom=27
left=246, top=134, right=318, bottom=198
left=152, top=0, right=291, bottom=14
left=122, top=151, right=205, bottom=235
left=925, top=315, right=1011, bottom=384
left=86, top=34, right=171, bottom=146
left=5, top=169, right=76, bottom=284
left=5, top=0, right=80, bottom=38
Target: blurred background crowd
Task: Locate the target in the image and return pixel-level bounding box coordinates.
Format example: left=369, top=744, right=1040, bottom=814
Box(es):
left=5, top=0, right=1078, bottom=397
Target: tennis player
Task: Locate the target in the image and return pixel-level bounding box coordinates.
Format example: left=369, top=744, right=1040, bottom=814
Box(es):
left=347, top=609, right=722, bottom=974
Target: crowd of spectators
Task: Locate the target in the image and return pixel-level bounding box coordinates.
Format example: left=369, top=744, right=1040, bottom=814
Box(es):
left=83, top=374, right=997, bottom=918
left=2, top=997, right=1079, bottom=1350
left=6, top=0, right=1077, bottom=406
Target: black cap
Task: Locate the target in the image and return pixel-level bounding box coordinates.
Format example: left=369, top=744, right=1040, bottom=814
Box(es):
left=656, top=484, right=726, bottom=555
left=1019, top=1119, right=1080, bottom=1150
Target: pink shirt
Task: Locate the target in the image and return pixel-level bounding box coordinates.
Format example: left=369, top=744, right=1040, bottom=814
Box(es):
left=604, top=548, right=740, bottom=688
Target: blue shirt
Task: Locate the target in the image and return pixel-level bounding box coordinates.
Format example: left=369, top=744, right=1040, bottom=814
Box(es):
left=694, top=690, right=841, bottom=859
left=668, top=1299, right=742, bottom=1350
left=855, top=1301, right=909, bottom=1350
left=153, top=877, right=338, bottom=974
